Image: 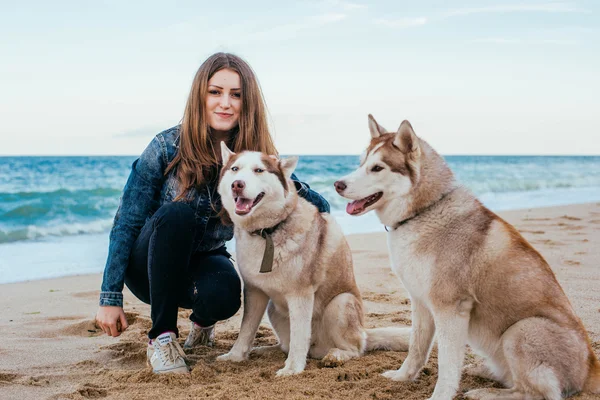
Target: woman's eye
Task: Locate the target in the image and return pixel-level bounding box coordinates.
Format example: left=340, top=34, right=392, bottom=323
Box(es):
left=209, top=90, right=220, bottom=95
left=255, top=168, right=264, bottom=173
left=231, top=92, right=241, bottom=98
left=371, top=165, right=383, bottom=172
left=231, top=166, right=239, bottom=171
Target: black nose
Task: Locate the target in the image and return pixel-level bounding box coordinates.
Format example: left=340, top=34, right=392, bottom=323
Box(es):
left=232, top=180, right=245, bottom=193
left=334, top=180, right=347, bottom=193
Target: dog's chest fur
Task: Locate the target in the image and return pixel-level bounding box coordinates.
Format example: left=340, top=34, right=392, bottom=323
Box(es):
left=386, top=227, right=435, bottom=302
left=235, top=228, right=311, bottom=304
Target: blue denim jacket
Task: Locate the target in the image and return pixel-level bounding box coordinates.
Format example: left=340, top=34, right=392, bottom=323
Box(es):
left=100, top=126, right=330, bottom=307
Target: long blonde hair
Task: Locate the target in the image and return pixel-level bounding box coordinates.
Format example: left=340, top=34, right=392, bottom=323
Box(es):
left=166, top=52, right=277, bottom=200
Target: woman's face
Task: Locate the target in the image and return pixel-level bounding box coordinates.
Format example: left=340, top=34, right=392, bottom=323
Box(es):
left=205, top=68, right=242, bottom=135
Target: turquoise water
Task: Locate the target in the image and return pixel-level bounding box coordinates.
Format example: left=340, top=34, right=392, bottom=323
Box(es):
left=2, top=155, right=600, bottom=245
left=1, top=154, right=600, bottom=284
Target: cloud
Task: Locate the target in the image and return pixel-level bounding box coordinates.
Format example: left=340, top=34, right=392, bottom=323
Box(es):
left=374, top=17, right=428, bottom=28
left=444, top=2, right=586, bottom=17
left=374, top=2, right=585, bottom=30
left=470, top=37, right=579, bottom=45
left=232, top=12, right=348, bottom=44
left=321, top=0, right=368, bottom=11
left=309, top=13, right=348, bottom=24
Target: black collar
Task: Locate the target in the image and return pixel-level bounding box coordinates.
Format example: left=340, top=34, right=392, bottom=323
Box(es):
left=385, top=187, right=458, bottom=232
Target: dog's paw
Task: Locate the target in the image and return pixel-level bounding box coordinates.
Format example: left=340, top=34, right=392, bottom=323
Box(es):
left=275, top=366, right=304, bottom=377
left=381, top=369, right=412, bottom=381
left=319, top=349, right=350, bottom=368
left=216, top=351, right=246, bottom=363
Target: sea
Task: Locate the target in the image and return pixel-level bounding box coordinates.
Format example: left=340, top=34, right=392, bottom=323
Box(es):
left=1, top=155, right=600, bottom=284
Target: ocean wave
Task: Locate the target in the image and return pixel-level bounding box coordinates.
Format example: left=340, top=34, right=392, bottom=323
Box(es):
left=0, top=187, right=122, bottom=202
left=0, top=219, right=114, bottom=244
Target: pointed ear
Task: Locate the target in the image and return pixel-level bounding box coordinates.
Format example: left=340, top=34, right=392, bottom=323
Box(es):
left=279, top=156, right=299, bottom=180
left=393, top=120, right=420, bottom=155
left=220, top=141, right=235, bottom=166
left=368, top=114, right=388, bottom=138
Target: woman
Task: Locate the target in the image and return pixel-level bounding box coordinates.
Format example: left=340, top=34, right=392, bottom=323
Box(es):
left=95, top=52, right=330, bottom=374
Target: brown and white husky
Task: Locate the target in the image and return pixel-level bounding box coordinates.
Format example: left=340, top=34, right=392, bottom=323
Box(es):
left=334, top=115, right=600, bottom=399
left=216, top=142, right=410, bottom=376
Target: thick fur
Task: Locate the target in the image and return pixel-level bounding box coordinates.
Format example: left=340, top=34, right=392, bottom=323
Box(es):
left=335, top=115, right=600, bottom=399
left=216, top=143, right=410, bottom=376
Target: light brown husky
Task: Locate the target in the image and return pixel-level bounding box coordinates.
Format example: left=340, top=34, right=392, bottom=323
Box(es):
left=334, top=115, right=600, bottom=399
left=216, top=143, right=410, bottom=376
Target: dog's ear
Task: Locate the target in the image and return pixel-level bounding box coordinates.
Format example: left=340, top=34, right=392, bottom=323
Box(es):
left=368, top=114, right=388, bottom=138
left=220, top=141, right=235, bottom=166
left=394, top=120, right=420, bottom=156
left=279, top=156, right=299, bottom=180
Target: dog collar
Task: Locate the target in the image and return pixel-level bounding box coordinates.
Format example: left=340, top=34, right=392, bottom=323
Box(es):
left=251, top=224, right=282, bottom=273
left=385, top=187, right=458, bottom=232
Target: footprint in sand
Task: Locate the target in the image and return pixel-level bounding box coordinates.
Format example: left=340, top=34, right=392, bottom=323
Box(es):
left=71, top=290, right=100, bottom=299
left=531, top=239, right=564, bottom=246
left=64, top=383, right=107, bottom=399
left=0, top=372, right=19, bottom=385
left=46, top=315, right=87, bottom=322
left=101, top=341, right=147, bottom=366
left=523, top=217, right=551, bottom=222
left=0, top=373, right=49, bottom=387
left=564, top=260, right=581, bottom=266
left=556, top=223, right=585, bottom=231
left=559, top=215, right=582, bottom=221
left=518, top=229, right=545, bottom=235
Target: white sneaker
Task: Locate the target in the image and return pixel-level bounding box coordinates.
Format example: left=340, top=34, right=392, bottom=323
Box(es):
left=147, top=332, right=189, bottom=374
left=183, top=322, right=215, bottom=349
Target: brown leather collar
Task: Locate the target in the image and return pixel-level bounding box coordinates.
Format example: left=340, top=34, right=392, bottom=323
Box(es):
left=251, top=223, right=283, bottom=273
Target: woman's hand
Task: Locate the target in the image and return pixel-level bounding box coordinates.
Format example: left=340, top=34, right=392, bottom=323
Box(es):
left=95, top=306, right=129, bottom=337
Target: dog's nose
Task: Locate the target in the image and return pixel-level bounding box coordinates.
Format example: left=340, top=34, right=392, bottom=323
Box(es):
left=334, top=180, right=347, bottom=193
left=232, top=180, right=245, bottom=193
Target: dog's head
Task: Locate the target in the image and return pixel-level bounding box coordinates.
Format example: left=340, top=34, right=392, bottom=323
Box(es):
left=218, top=142, right=299, bottom=228
left=334, top=114, right=425, bottom=216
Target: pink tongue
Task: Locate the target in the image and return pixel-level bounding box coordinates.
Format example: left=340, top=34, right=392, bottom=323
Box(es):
left=346, top=199, right=369, bottom=215
left=235, top=198, right=253, bottom=214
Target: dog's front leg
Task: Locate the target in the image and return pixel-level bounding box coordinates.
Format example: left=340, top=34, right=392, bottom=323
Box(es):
left=382, top=298, right=435, bottom=381
left=276, top=292, right=315, bottom=377
left=428, top=302, right=472, bottom=400
left=217, top=287, right=269, bottom=362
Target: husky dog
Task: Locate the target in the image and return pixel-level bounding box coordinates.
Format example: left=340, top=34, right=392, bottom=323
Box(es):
left=334, top=115, right=600, bottom=399
left=215, top=142, right=410, bottom=377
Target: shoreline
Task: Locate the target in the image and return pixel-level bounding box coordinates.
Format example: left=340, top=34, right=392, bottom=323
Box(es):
left=2, top=200, right=600, bottom=286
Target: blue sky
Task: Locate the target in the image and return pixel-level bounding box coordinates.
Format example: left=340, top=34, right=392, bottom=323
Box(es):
left=1, top=0, right=598, bottom=155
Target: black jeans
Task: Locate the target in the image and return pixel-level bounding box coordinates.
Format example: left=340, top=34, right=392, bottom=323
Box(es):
left=124, top=202, right=242, bottom=339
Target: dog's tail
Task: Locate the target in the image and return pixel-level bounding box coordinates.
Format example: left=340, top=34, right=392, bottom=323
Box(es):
left=585, top=347, right=600, bottom=394
left=365, top=327, right=411, bottom=352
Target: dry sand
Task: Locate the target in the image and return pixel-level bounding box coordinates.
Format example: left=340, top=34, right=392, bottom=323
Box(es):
left=1, top=203, right=599, bottom=399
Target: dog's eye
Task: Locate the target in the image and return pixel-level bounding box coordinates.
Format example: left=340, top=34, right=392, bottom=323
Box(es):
left=231, top=166, right=239, bottom=172
left=371, top=165, right=384, bottom=172
left=255, top=168, right=264, bottom=173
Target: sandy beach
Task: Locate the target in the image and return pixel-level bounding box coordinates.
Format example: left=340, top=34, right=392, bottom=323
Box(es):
left=1, top=202, right=599, bottom=400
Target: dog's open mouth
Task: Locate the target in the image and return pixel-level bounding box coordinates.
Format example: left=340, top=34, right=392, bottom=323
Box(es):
left=346, top=192, right=383, bottom=215
left=234, top=192, right=265, bottom=215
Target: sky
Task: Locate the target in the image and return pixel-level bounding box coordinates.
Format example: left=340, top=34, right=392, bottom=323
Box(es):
left=1, top=0, right=599, bottom=156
